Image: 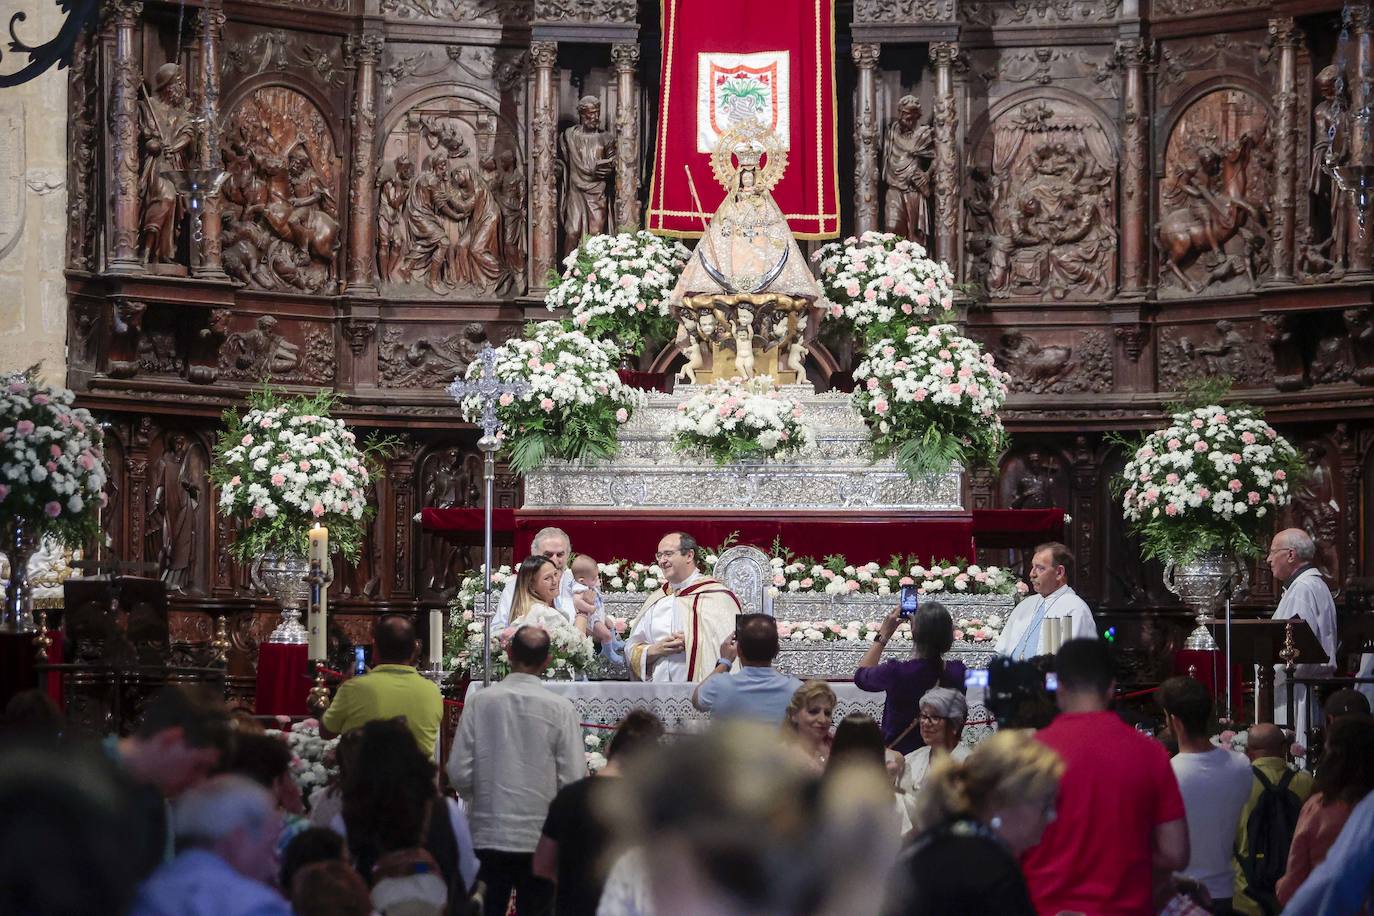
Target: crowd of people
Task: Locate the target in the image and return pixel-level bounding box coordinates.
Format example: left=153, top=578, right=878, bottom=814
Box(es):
left=4, top=527, right=1374, bottom=915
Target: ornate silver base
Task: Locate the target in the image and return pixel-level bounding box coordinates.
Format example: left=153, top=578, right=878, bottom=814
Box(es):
left=1183, top=618, right=1219, bottom=651
left=1165, top=551, right=1246, bottom=655
left=259, top=550, right=311, bottom=646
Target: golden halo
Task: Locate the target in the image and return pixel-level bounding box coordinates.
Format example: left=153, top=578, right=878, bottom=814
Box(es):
left=709, top=119, right=788, bottom=194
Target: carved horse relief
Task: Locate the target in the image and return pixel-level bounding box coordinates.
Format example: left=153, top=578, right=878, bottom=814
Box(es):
left=1156, top=88, right=1272, bottom=296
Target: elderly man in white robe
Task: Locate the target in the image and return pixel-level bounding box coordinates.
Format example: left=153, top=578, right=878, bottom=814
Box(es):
left=1268, top=528, right=1339, bottom=741
left=624, top=532, right=741, bottom=683
left=994, top=542, right=1097, bottom=660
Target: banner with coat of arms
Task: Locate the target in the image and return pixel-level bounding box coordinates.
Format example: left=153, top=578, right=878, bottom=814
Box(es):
left=647, top=0, right=839, bottom=239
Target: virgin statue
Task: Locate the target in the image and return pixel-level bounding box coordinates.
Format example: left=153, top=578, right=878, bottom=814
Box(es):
left=670, top=121, right=825, bottom=304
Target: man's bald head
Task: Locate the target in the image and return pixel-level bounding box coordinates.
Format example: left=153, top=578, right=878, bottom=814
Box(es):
left=1246, top=723, right=1286, bottom=760
left=373, top=615, right=417, bottom=665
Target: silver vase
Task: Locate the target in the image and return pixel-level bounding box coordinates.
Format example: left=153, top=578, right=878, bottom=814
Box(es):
left=0, top=522, right=36, bottom=634
left=258, top=550, right=310, bottom=645
left=1164, top=551, right=1247, bottom=651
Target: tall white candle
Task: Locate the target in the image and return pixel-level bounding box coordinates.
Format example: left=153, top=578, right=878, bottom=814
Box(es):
left=308, top=525, right=329, bottom=660
left=429, top=609, right=444, bottom=666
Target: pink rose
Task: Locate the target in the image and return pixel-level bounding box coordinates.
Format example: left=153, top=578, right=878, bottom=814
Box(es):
left=0, top=484, right=8, bottom=502
left=953, top=629, right=964, bottom=640
left=331, top=470, right=346, bottom=485
left=311, top=502, right=325, bottom=517
left=1194, top=441, right=1209, bottom=452
left=1167, top=438, right=1181, bottom=450
left=820, top=569, right=835, bottom=579
left=1241, top=432, right=1256, bottom=445
left=230, top=475, right=241, bottom=485
left=773, top=574, right=786, bottom=586
left=540, top=398, right=555, bottom=412
left=1247, top=491, right=1261, bottom=504
left=1191, top=418, right=1204, bottom=429
left=799, top=577, right=814, bottom=588
left=1228, top=479, right=1243, bottom=492
left=1165, top=473, right=1179, bottom=485
left=846, top=580, right=861, bottom=592
left=866, top=377, right=879, bottom=391
left=1165, top=504, right=1178, bottom=516
left=873, top=399, right=889, bottom=415
left=252, top=506, right=266, bottom=519
left=241, top=434, right=254, bottom=446
left=916, top=293, right=931, bottom=307
left=1274, top=470, right=1286, bottom=480
left=914, top=388, right=928, bottom=402
left=899, top=576, right=914, bottom=586
left=42, top=500, right=60, bottom=518
left=615, top=408, right=629, bottom=423
left=15, top=420, right=33, bottom=436
left=32, top=394, right=49, bottom=405
left=901, top=303, right=913, bottom=315
left=271, top=473, right=286, bottom=487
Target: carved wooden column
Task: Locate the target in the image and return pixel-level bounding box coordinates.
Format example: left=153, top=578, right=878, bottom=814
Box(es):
left=612, top=43, right=641, bottom=231
left=530, top=41, right=559, bottom=291
left=1349, top=5, right=1374, bottom=274
left=107, top=0, right=144, bottom=275
left=853, top=43, right=881, bottom=236
left=193, top=3, right=226, bottom=279
left=1269, top=17, right=1303, bottom=283
left=930, top=42, right=962, bottom=274
left=1117, top=38, right=1149, bottom=297
left=345, top=32, right=384, bottom=294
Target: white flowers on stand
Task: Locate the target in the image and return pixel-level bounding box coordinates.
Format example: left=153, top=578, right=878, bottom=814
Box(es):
left=812, top=231, right=956, bottom=344
left=0, top=371, right=106, bottom=544
left=456, top=320, right=643, bottom=473
left=852, top=324, right=1009, bottom=477
left=544, top=231, right=691, bottom=357
left=1119, top=404, right=1302, bottom=562
left=670, top=376, right=815, bottom=464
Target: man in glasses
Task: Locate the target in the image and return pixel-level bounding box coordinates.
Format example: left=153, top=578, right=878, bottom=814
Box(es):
left=624, top=532, right=741, bottom=683
left=1268, top=528, right=1339, bottom=740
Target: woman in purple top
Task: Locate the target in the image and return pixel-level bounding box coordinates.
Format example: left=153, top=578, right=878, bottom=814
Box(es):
left=853, top=602, right=966, bottom=754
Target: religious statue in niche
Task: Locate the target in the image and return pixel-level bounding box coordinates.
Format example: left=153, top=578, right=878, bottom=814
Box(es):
left=375, top=99, right=524, bottom=298
left=139, top=63, right=196, bottom=272
left=1004, top=449, right=1063, bottom=509
left=420, top=447, right=480, bottom=596
left=146, top=433, right=208, bottom=595
left=559, top=95, right=616, bottom=255
left=965, top=101, right=1117, bottom=301
left=1290, top=441, right=1340, bottom=581
left=882, top=95, right=934, bottom=246
left=219, top=88, right=341, bottom=294
left=1157, top=89, right=1271, bottom=297
left=1310, top=65, right=1350, bottom=277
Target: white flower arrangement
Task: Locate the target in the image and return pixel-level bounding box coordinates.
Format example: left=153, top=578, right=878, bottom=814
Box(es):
left=265, top=718, right=340, bottom=798
left=669, top=376, right=815, bottom=464
left=0, top=369, right=106, bottom=547
left=811, top=231, right=956, bottom=345
left=778, top=612, right=1004, bottom=645
left=453, top=320, right=644, bottom=474
left=495, top=615, right=597, bottom=679
left=1117, top=404, right=1303, bottom=563
left=583, top=727, right=610, bottom=772
left=852, top=323, right=1009, bottom=478
left=544, top=231, right=691, bottom=357
left=444, top=565, right=514, bottom=673
left=211, top=388, right=394, bottom=563
left=596, top=561, right=664, bottom=594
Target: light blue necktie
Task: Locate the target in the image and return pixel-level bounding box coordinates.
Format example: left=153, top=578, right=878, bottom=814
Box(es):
left=1013, top=599, right=1050, bottom=660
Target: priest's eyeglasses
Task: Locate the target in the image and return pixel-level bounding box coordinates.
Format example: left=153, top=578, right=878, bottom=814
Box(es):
left=654, top=549, right=689, bottom=559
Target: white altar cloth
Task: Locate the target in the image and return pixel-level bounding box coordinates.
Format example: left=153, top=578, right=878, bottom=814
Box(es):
left=463, top=680, right=992, bottom=747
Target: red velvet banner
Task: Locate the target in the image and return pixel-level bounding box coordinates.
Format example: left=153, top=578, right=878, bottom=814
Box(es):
left=646, top=0, right=839, bottom=239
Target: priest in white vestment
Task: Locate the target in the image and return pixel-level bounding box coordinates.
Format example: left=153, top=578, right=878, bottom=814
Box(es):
left=1268, top=528, right=1339, bottom=740
left=994, top=542, right=1097, bottom=660
left=625, top=532, right=741, bottom=683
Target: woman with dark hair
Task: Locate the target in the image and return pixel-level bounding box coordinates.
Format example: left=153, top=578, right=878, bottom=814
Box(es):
left=829, top=713, right=887, bottom=773
left=510, top=554, right=589, bottom=636
left=534, top=710, right=665, bottom=915
left=854, top=602, right=967, bottom=754
left=338, top=719, right=479, bottom=907
left=220, top=732, right=309, bottom=864
left=1276, top=714, right=1374, bottom=905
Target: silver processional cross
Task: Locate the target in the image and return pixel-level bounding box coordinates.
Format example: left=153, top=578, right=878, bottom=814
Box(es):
left=447, top=346, right=529, bottom=686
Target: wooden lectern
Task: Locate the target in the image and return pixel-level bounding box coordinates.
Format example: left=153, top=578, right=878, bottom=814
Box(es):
left=1203, top=617, right=1325, bottom=724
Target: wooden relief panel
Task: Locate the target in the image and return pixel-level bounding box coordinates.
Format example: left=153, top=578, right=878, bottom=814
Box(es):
left=216, top=314, right=336, bottom=384
left=993, top=328, right=1113, bottom=394
left=965, top=98, right=1117, bottom=301
left=1157, top=88, right=1272, bottom=298
left=220, top=88, right=342, bottom=294
left=1157, top=320, right=1273, bottom=390
left=377, top=96, right=526, bottom=298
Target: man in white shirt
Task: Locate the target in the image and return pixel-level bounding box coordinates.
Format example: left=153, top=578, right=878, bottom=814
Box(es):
left=493, top=527, right=582, bottom=631
left=994, top=542, right=1096, bottom=660
left=1160, top=676, right=1253, bottom=911
left=448, top=626, right=585, bottom=916
left=624, top=532, right=740, bottom=683
left=1268, top=528, right=1339, bottom=740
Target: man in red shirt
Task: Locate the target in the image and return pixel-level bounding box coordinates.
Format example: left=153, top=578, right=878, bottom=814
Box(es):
left=1022, top=639, right=1189, bottom=916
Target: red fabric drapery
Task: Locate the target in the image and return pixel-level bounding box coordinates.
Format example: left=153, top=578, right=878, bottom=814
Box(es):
left=646, top=0, right=840, bottom=239
left=255, top=643, right=310, bottom=717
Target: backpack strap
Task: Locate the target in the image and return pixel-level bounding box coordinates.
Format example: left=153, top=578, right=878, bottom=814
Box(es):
left=1277, top=769, right=1296, bottom=792
left=1252, top=766, right=1275, bottom=792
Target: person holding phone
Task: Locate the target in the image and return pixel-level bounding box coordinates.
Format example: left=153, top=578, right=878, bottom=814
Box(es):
left=854, top=601, right=966, bottom=755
